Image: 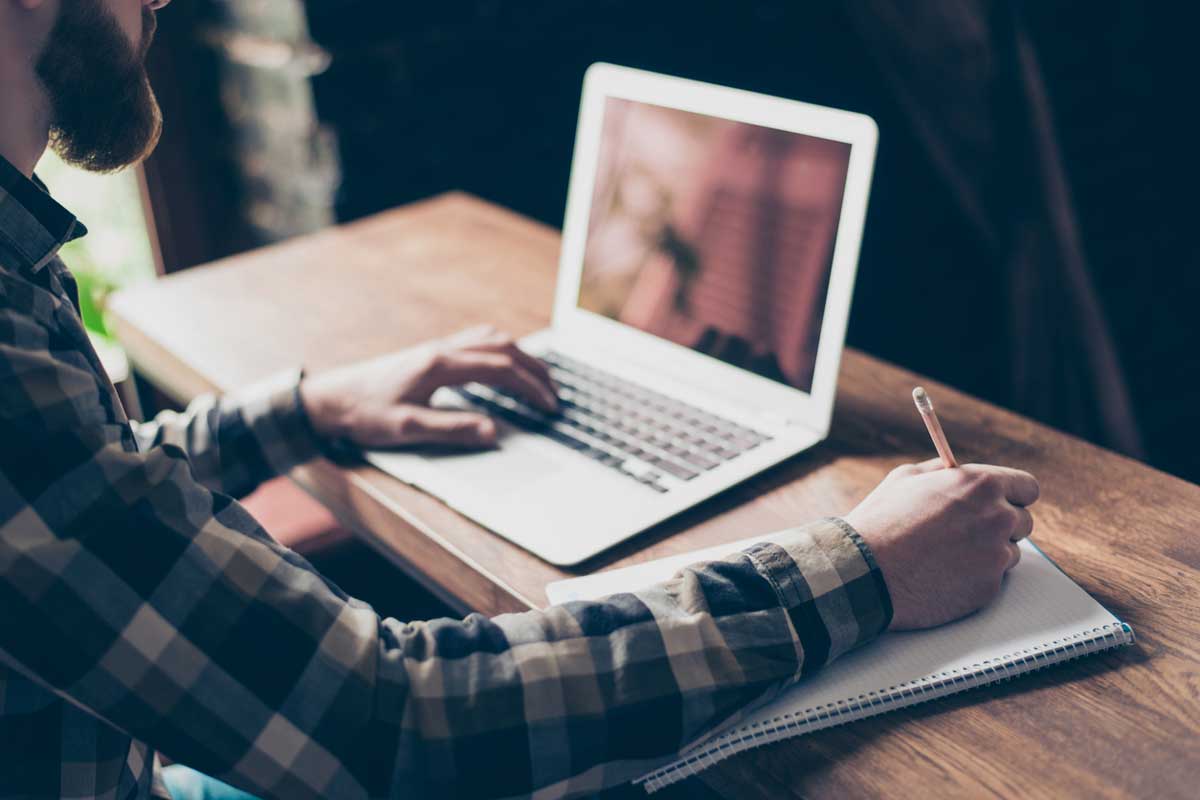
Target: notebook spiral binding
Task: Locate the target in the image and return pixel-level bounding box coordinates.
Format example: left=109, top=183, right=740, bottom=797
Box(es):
left=639, top=621, right=1134, bottom=792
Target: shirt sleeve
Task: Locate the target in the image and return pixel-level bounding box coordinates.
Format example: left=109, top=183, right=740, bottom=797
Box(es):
left=0, top=321, right=892, bottom=800
left=129, top=369, right=321, bottom=497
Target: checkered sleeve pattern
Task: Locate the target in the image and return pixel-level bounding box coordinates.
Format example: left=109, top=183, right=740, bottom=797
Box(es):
left=416, top=520, right=894, bottom=798
left=0, top=321, right=891, bottom=797
left=129, top=370, right=321, bottom=498
left=1, top=265, right=892, bottom=798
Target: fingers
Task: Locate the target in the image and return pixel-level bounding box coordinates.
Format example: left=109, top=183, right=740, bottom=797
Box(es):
left=1010, top=506, right=1034, bottom=542
left=434, top=328, right=558, bottom=410
left=999, top=468, right=1040, bottom=507
left=427, top=351, right=559, bottom=411
left=889, top=458, right=945, bottom=480
left=911, top=457, right=946, bottom=474
left=386, top=407, right=498, bottom=448
left=1005, top=541, right=1022, bottom=571
left=961, top=464, right=1040, bottom=507
left=461, top=332, right=556, bottom=393
left=445, top=326, right=551, bottom=379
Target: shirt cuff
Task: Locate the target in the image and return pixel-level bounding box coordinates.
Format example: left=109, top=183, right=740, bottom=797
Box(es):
left=740, top=517, right=893, bottom=677
left=225, top=368, right=323, bottom=475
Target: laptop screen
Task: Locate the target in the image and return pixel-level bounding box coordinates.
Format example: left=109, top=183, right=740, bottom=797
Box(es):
left=577, top=97, right=853, bottom=393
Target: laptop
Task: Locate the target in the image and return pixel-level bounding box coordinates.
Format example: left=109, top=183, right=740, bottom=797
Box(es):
left=367, top=63, right=878, bottom=565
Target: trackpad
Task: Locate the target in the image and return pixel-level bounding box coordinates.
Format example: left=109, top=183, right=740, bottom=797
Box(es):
left=369, top=426, right=582, bottom=497
left=367, top=429, right=653, bottom=565
left=426, top=432, right=568, bottom=491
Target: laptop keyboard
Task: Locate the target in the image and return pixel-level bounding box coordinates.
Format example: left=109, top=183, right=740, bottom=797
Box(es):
left=450, top=351, right=771, bottom=493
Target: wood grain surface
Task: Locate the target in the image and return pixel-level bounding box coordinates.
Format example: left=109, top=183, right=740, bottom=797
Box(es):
left=109, top=192, right=1200, bottom=799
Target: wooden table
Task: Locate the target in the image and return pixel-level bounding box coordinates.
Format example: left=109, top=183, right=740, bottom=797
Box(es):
left=109, top=192, right=1200, bottom=799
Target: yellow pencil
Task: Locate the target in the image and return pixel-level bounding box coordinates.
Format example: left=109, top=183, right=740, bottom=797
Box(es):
left=912, top=386, right=959, bottom=468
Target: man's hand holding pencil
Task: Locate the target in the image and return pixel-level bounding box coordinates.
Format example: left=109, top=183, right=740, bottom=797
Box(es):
left=844, top=388, right=1040, bottom=630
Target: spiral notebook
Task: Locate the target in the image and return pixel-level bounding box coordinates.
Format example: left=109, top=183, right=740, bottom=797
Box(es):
left=546, top=536, right=1134, bottom=792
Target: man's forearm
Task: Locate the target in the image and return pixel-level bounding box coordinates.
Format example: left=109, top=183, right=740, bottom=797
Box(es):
left=130, top=369, right=321, bottom=496
left=378, top=517, right=892, bottom=797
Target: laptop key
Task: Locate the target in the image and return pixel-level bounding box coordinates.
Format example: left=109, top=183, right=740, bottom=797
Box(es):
left=679, top=451, right=720, bottom=470
left=642, top=455, right=699, bottom=481
left=661, top=460, right=701, bottom=481
left=545, top=428, right=587, bottom=450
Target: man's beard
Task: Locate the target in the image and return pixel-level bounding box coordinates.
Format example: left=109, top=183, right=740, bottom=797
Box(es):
left=36, top=1, right=162, bottom=173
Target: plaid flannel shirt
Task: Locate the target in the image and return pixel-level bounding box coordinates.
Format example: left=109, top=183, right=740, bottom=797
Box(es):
left=0, top=154, right=893, bottom=800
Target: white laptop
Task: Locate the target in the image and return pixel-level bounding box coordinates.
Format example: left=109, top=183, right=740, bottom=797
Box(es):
left=368, top=63, right=878, bottom=565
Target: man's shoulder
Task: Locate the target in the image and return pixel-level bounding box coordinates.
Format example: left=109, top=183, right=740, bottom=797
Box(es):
left=0, top=257, right=72, bottom=335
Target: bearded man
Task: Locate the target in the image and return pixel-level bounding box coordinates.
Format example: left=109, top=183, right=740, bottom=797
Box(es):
left=0, top=2, right=1040, bottom=798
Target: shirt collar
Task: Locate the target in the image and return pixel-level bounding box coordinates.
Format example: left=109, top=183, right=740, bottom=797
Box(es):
left=0, top=151, right=87, bottom=274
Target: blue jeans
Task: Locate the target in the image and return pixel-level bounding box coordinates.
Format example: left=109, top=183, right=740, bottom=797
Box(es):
left=161, top=765, right=259, bottom=800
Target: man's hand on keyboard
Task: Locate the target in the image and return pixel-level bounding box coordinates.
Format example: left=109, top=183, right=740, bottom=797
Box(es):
left=845, top=458, right=1040, bottom=630
left=298, top=326, right=558, bottom=449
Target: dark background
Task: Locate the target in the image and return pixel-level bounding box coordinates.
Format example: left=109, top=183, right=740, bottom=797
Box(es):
left=144, top=1, right=1199, bottom=482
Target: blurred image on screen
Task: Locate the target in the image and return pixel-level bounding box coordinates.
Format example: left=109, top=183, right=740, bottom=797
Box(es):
left=578, top=98, right=852, bottom=393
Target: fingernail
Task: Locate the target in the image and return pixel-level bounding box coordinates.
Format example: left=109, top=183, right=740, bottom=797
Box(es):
left=476, top=418, right=497, bottom=439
